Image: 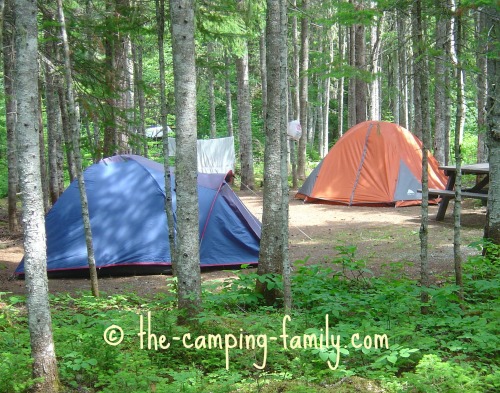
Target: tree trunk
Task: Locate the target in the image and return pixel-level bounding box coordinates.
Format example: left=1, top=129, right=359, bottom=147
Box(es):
left=354, top=14, right=367, bottom=124
left=476, top=9, right=488, bottom=163
left=57, top=0, right=99, bottom=297
left=3, top=0, right=19, bottom=233
left=236, top=43, right=255, bottom=190
left=291, top=0, right=300, bottom=187
left=434, top=0, right=448, bottom=165
left=297, top=0, right=309, bottom=180
left=43, top=34, right=63, bottom=204
left=260, top=32, right=267, bottom=122
left=397, top=11, right=408, bottom=128
left=484, top=5, right=500, bottom=246
left=453, top=8, right=465, bottom=300
left=156, top=0, right=176, bottom=275
left=338, top=24, right=346, bottom=137
left=208, top=45, right=217, bottom=138
left=411, top=6, right=423, bottom=140
left=348, top=23, right=356, bottom=128
left=132, top=39, right=147, bottom=156
left=322, top=27, right=333, bottom=157
left=224, top=55, right=234, bottom=136
left=413, top=0, right=430, bottom=312
left=37, top=82, right=50, bottom=213
left=170, top=0, right=202, bottom=322
left=14, top=0, right=60, bottom=389
left=258, top=0, right=290, bottom=309
left=369, top=10, right=382, bottom=121
left=58, top=78, right=76, bottom=181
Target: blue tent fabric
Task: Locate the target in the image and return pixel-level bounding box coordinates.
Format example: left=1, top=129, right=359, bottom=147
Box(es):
left=15, top=155, right=261, bottom=276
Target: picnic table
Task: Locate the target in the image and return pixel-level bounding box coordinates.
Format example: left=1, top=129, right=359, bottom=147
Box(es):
left=427, top=163, right=490, bottom=221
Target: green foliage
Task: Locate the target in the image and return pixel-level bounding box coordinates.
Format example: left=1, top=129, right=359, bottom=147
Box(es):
left=1, top=242, right=498, bottom=392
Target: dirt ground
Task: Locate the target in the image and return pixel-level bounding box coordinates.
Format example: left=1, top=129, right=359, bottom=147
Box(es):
left=0, top=191, right=487, bottom=298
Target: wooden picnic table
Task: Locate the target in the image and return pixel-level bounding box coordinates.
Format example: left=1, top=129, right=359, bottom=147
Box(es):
left=429, top=163, right=490, bottom=221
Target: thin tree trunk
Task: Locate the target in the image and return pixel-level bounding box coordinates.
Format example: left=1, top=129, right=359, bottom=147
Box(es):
left=354, top=16, right=367, bottom=123
left=297, top=0, right=309, bottom=179
left=454, top=8, right=465, bottom=300
left=348, top=23, right=356, bottom=128
left=156, top=0, right=176, bottom=276
left=411, top=6, right=423, bottom=139
left=260, top=32, right=267, bottom=122
left=224, top=55, right=234, bottom=136
left=369, top=10, right=382, bottom=121
left=14, top=0, right=60, bottom=389
left=43, top=38, right=63, bottom=204
left=414, top=0, right=430, bottom=312
left=291, top=0, right=300, bottom=187
left=38, top=83, right=50, bottom=213
left=236, top=44, right=255, bottom=190
left=58, top=79, right=76, bottom=181
left=208, top=45, right=217, bottom=138
left=397, top=11, right=408, bottom=128
left=132, top=39, right=147, bottom=156
left=57, top=0, right=99, bottom=297
left=3, top=0, right=19, bottom=233
left=338, top=25, right=346, bottom=137
left=170, top=0, right=202, bottom=322
left=476, top=9, right=488, bottom=163
left=434, top=0, right=448, bottom=164
left=322, top=27, right=333, bottom=157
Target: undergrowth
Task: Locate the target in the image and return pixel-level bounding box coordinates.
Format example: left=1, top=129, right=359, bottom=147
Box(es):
left=1, top=240, right=498, bottom=392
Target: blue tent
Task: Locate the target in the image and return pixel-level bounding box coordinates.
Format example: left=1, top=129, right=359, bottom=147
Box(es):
left=15, top=155, right=261, bottom=277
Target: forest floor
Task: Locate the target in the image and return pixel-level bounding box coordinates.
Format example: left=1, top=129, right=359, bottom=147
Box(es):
left=0, top=192, right=487, bottom=298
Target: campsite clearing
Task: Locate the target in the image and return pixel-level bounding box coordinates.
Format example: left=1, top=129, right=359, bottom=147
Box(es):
left=0, top=191, right=486, bottom=298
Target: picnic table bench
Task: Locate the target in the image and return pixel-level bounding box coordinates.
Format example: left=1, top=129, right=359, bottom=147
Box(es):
left=426, top=163, right=489, bottom=221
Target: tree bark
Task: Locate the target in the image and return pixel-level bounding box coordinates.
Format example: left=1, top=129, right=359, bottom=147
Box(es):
left=224, top=55, right=234, bottom=136
left=434, top=0, right=449, bottom=165
left=260, top=32, right=267, bottom=122
left=208, top=44, right=217, bottom=138
left=453, top=8, right=465, bottom=300
left=413, top=0, right=430, bottom=312
left=43, top=33, right=63, bottom=205
left=297, top=0, right=309, bottom=180
left=484, top=5, right=500, bottom=246
left=338, top=24, right=346, bottom=137
left=132, top=39, right=147, bottom=156
left=156, top=0, right=176, bottom=276
left=3, top=0, right=19, bottom=233
left=170, top=0, right=202, bottom=322
left=258, top=0, right=290, bottom=309
left=57, top=0, right=99, bottom=297
left=476, top=9, right=488, bottom=163
left=14, top=0, right=61, bottom=389
left=236, top=43, right=255, bottom=190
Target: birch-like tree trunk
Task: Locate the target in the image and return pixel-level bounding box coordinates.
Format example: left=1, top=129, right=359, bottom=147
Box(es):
left=476, top=9, right=488, bottom=163
left=57, top=0, right=99, bottom=297
left=156, top=0, right=176, bottom=275
left=14, top=0, right=60, bottom=389
left=397, top=11, right=408, bottom=128
left=43, top=33, right=63, bottom=204
left=224, top=55, right=234, bottom=136
left=3, top=0, right=19, bottom=232
left=258, top=0, right=290, bottom=309
left=414, top=0, right=430, bottom=312
left=434, top=0, right=448, bottom=165
left=453, top=9, right=465, bottom=300
left=37, top=84, right=50, bottom=213
left=411, top=6, right=423, bottom=140
left=260, top=32, right=267, bottom=122
left=208, top=45, right=217, bottom=138
left=290, top=0, right=300, bottom=187
left=297, top=0, right=309, bottom=180
left=132, top=39, right=147, bottom=156
left=484, top=5, right=500, bottom=246
left=170, top=0, right=202, bottom=321
left=369, top=11, right=382, bottom=121
left=236, top=43, right=255, bottom=190
left=354, top=11, right=367, bottom=124
left=338, top=24, right=346, bottom=137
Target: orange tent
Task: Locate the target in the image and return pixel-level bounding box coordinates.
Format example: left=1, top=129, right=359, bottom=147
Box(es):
left=296, top=121, right=448, bottom=207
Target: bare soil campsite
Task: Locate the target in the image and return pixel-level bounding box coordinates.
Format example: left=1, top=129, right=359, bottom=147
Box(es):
left=0, top=193, right=486, bottom=296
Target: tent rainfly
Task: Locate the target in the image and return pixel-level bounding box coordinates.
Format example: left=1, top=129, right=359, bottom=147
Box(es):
left=296, top=121, right=448, bottom=207
left=15, top=155, right=261, bottom=277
